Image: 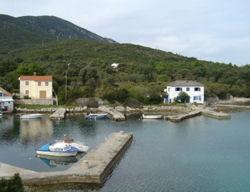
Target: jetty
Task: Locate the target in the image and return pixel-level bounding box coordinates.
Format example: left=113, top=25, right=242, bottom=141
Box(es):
left=0, top=132, right=133, bottom=190
left=49, top=108, right=66, bottom=120
left=164, top=110, right=201, bottom=122
left=98, top=106, right=125, bottom=121
left=202, top=108, right=231, bottom=119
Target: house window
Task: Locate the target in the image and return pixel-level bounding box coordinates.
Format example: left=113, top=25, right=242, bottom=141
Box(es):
left=199, top=96, right=201, bottom=101
left=168, top=88, right=170, bottom=92
left=25, top=90, right=29, bottom=95
left=175, top=87, right=182, bottom=91
left=38, top=82, right=41, bottom=86
left=0, top=92, right=2, bottom=96
left=186, top=87, right=190, bottom=91
left=194, top=87, right=201, bottom=91
left=193, top=96, right=199, bottom=100
left=45, top=82, right=49, bottom=86
left=25, top=81, right=29, bottom=86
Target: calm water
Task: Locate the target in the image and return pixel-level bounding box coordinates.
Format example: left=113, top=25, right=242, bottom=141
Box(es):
left=1, top=111, right=250, bottom=192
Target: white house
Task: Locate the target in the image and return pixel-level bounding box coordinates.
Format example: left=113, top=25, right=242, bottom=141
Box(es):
left=19, top=72, right=53, bottom=99
left=111, top=63, right=119, bottom=68
left=164, top=80, right=204, bottom=104
left=0, top=87, right=14, bottom=112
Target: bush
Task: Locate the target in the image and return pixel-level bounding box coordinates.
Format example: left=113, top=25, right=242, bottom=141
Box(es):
left=23, top=95, right=30, bottom=99
left=86, top=98, right=99, bottom=108
left=102, top=88, right=129, bottom=103
left=0, top=173, right=24, bottom=192
left=125, top=98, right=142, bottom=108
left=179, top=91, right=189, bottom=103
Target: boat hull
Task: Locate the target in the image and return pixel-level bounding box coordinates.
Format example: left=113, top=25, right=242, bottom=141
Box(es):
left=36, top=150, right=78, bottom=157
left=142, top=114, right=163, bottom=119
left=86, top=113, right=108, bottom=119
left=21, top=114, right=43, bottom=119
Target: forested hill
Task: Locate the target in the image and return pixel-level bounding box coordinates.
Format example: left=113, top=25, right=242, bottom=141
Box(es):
left=0, top=38, right=250, bottom=104
left=0, top=14, right=115, bottom=54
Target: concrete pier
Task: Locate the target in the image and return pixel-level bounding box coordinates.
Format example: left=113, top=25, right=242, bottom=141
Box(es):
left=164, top=111, right=201, bottom=122
left=0, top=132, right=133, bottom=189
left=49, top=108, right=66, bottom=120
left=98, top=106, right=126, bottom=121
left=202, top=109, right=231, bottom=119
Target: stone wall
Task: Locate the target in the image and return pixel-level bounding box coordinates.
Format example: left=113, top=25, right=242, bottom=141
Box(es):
left=15, top=99, right=55, bottom=105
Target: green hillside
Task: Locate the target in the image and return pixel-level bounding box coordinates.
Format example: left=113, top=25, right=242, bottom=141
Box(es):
left=0, top=14, right=115, bottom=54
left=0, top=38, right=250, bottom=105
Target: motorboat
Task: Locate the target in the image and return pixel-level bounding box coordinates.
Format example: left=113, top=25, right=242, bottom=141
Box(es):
left=36, top=142, right=78, bottom=157
left=142, top=114, right=163, bottom=119
left=85, top=113, right=109, bottom=119
left=57, top=138, right=89, bottom=152
left=20, top=113, right=43, bottom=119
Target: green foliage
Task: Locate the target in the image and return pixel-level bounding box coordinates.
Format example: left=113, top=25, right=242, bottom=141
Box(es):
left=0, top=36, right=250, bottom=103
left=0, top=173, right=24, bottom=192
left=179, top=91, right=189, bottom=103
left=103, top=88, right=129, bottom=104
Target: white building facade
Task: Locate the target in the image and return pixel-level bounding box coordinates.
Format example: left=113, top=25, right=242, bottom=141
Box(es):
left=0, top=87, right=14, bottom=112
left=19, top=72, right=53, bottom=99
left=164, top=80, right=204, bottom=104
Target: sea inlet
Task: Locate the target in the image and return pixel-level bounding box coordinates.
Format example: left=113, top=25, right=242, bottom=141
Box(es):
left=0, top=111, right=250, bottom=192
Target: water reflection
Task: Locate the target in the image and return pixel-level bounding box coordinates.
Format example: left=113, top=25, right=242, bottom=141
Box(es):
left=0, top=115, right=18, bottom=142
left=20, top=117, right=53, bottom=144
left=37, top=153, right=85, bottom=168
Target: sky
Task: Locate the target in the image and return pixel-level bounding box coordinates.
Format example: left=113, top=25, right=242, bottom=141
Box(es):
left=1, top=0, right=250, bottom=66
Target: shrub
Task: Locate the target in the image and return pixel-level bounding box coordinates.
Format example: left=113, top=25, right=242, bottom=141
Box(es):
left=0, top=173, right=24, bottom=192
left=179, top=91, right=189, bottom=103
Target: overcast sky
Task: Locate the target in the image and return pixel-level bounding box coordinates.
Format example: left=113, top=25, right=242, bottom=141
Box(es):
left=1, top=0, right=250, bottom=65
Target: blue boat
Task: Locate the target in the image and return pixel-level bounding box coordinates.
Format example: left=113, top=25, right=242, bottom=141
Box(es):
left=85, top=113, right=109, bottom=119
left=36, top=142, right=78, bottom=157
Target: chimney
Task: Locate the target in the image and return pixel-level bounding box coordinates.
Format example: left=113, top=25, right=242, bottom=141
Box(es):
left=33, top=72, right=37, bottom=76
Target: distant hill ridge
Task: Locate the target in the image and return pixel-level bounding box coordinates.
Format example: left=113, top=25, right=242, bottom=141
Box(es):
left=0, top=14, right=115, bottom=53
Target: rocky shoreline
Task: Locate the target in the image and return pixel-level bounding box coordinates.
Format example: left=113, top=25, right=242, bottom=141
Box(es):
left=14, top=102, right=248, bottom=122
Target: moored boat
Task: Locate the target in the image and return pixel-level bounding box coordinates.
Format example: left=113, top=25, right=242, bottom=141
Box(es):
left=57, top=138, right=89, bottom=152
left=36, top=142, right=78, bottom=157
left=21, top=113, right=43, bottom=119
left=142, top=114, right=163, bottom=119
left=85, top=113, right=109, bottom=119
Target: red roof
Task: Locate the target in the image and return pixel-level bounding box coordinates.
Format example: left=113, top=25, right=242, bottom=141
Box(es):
left=19, top=75, right=52, bottom=81
left=0, top=87, right=12, bottom=96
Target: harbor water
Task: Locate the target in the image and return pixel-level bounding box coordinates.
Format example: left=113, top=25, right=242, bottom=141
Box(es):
left=0, top=111, right=250, bottom=192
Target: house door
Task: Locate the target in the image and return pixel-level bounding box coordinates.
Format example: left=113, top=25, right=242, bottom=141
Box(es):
left=164, top=95, right=169, bottom=103
left=40, top=91, right=46, bottom=99
left=185, top=96, right=190, bottom=103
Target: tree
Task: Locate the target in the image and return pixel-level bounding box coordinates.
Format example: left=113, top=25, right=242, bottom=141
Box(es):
left=179, top=91, right=189, bottom=103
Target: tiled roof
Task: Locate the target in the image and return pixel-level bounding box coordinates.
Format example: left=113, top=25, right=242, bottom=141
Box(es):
left=19, top=75, right=52, bottom=81
left=168, top=80, right=204, bottom=87
left=0, top=87, right=12, bottom=96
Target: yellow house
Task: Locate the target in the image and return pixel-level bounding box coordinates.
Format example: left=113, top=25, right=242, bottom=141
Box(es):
left=19, top=72, right=53, bottom=99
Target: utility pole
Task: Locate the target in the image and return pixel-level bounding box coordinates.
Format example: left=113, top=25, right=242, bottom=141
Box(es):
left=65, top=63, right=70, bottom=102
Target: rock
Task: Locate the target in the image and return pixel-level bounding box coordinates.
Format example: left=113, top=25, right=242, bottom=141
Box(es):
left=50, top=108, right=66, bottom=120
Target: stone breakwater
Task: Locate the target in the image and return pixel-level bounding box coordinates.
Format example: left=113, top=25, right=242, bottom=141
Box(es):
left=15, top=104, right=240, bottom=122
left=0, top=132, right=133, bottom=190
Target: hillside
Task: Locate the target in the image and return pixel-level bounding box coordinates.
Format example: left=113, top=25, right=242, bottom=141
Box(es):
left=0, top=38, right=250, bottom=105
left=0, top=14, right=115, bottom=54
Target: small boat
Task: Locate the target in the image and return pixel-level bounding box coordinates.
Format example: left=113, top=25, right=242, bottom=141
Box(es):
left=36, top=142, right=78, bottom=157
left=85, top=113, right=109, bottom=119
left=21, top=113, right=43, bottom=119
left=57, top=138, right=89, bottom=152
left=142, top=114, right=163, bottom=119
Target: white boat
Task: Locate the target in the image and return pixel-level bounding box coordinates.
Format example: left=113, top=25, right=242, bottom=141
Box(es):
left=36, top=142, right=78, bottom=157
left=57, top=138, right=89, bottom=153
left=21, top=113, right=43, bottom=119
left=142, top=114, right=163, bottom=119
left=85, top=113, right=109, bottom=119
